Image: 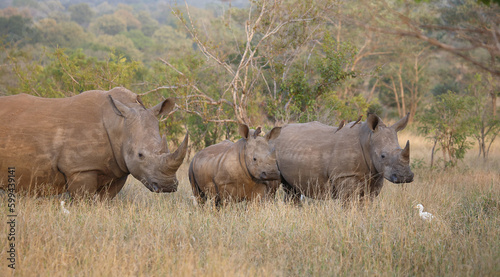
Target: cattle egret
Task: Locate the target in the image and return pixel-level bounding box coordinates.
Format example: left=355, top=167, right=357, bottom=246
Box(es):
left=415, top=204, right=434, bottom=222
left=190, top=196, right=198, bottom=206
left=60, top=201, right=70, bottom=215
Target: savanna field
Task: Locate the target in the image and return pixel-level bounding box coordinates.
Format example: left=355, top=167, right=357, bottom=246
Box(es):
left=1, top=131, right=499, bottom=277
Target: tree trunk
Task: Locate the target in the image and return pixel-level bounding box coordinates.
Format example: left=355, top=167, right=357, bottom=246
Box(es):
left=398, top=63, right=406, bottom=116
left=430, top=138, right=437, bottom=168
left=391, top=77, right=402, bottom=117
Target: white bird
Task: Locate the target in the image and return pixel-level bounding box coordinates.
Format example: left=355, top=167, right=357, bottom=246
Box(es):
left=414, top=204, right=434, bottom=222
left=60, top=201, right=70, bottom=215
left=190, top=196, right=199, bottom=206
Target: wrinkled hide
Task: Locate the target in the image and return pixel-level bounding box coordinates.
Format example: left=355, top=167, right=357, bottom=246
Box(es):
left=189, top=124, right=281, bottom=205
left=272, top=113, right=414, bottom=202
left=0, top=87, right=188, bottom=199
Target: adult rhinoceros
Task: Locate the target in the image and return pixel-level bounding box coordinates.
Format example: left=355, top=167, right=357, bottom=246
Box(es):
left=0, top=87, right=188, bottom=199
left=272, top=113, right=414, bottom=203
left=189, top=124, right=282, bottom=206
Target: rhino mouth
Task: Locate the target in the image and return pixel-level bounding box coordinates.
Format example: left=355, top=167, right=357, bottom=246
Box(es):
left=144, top=180, right=179, bottom=193
left=259, top=172, right=281, bottom=181
left=388, top=173, right=414, bottom=184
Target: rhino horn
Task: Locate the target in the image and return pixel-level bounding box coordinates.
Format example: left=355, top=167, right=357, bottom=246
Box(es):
left=401, top=140, right=410, bottom=161
left=160, top=135, right=169, bottom=154
left=165, top=132, right=189, bottom=169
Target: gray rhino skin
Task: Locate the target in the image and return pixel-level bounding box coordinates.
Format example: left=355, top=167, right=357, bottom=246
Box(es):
left=189, top=124, right=282, bottom=206
left=272, top=113, right=414, bottom=202
left=0, top=87, right=188, bottom=199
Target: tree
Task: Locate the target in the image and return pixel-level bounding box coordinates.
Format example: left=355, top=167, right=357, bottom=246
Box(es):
left=90, top=14, right=126, bottom=36
left=9, top=48, right=142, bottom=97
left=137, top=11, right=159, bottom=37
left=159, top=0, right=349, bottom=125
left=36, top=18, right=88, bottom=48
left=114, top=9, right=141, bottom=31
left=352, top=0, right=500, bottom=77
left=68, top=3, right=94, bottom=27
left=378, top=40, right=432, bottom=122
left=0, top=15, right=38, bottom=45
left=468, top=73, right=500, bottom=159
left=417, top=91, right=475, bottom=168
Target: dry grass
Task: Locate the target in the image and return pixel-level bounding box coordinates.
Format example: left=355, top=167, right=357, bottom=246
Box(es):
left=1, top=132, right=499, bottom=276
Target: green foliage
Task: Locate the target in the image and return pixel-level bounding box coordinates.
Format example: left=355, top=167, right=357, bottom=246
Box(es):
left=36, top=19, right=88, bottom=48
left=122, top=30, right=153, bottom=51
left=467, top=73, right=500, bottom=159
left=477, top=0, right=500, bottom=5
left=186, top=115, right=238, bottom=151
left=268, top=32, right=363, bottom=124
left=136, top=11, right=159, bottom=37
left=91, top=14, right=126, bottom=36
left=315, top=33, right=357, bottom=95
left=0, top=15, right=39, bottom=45
left=68, top=3, right=95, bottom=27
left=9, top=48, right=142, bottom=97
left=417, top=91, right=475, bottom=168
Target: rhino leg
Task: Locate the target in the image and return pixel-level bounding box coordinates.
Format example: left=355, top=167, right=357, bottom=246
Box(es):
left=248, top=184, right=273, bottom=202
left=188, top=162, right=207, bottom=206
left=96, top=175, right=128, bottom=200
left=281, top=176, right=301, bottom=205
left=260, top=180, right=280, bottom=202
left=66, top=171, right=98, bottom=199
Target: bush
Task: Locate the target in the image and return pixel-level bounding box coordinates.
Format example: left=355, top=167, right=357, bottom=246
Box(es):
left=417, top=91, right=475, bottom=168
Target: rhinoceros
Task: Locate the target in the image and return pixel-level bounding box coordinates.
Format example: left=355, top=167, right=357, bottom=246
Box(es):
left=0, top=87, right=188, bottom=199
left=189, top=124, right=282, bottom=206
left=271, top=113, right=414, bottom=203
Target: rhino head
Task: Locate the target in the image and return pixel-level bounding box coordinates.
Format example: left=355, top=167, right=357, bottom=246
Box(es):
left=109, top=96, right=188, bottom=193
left=239, top=124, right=282, bottom=181
left=365, top=113, right=414, bottom=184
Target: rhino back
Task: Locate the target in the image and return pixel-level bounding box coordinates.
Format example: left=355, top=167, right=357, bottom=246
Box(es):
left=0, top=90, right=127, bottom=192
left=190, top=140, right=237, bottom=187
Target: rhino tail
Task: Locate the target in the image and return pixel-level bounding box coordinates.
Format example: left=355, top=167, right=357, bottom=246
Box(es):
left=188, top=160, right=206, bottom=204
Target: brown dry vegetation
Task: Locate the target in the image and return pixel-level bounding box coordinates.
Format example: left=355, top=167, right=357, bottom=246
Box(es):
left=1, top=132, right=499, bottom=276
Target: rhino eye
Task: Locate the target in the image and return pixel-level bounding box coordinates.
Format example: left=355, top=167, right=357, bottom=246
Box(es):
left=253, top=157, right=257, bottom=162
left=138, top=153, right=145, bottom=159
left=381, top=154, right=386, bottom=159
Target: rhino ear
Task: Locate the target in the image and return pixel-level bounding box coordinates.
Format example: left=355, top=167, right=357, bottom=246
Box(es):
left=239, top=123, right=250, bottom=139
left=265, top=126, right=282, bottom=142
left=391, top=112, right=410, bottom=132
left=366, top=113, right=381, bottom=132
left=151, top=98, right=175, bottom=117
left=109, top=96, right=131, bottom=118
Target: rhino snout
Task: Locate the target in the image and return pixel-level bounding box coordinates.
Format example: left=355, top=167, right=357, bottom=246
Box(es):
left=146, top=179, right=179, bottom=193
left=389, top=172, right=414, bottom=184
left=259, top=171, right=280, bottom=181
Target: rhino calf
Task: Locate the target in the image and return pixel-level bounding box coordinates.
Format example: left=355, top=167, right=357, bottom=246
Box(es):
left=189, top=124, right=282, bottom=206
left=272, top=113, right=414, bottom=203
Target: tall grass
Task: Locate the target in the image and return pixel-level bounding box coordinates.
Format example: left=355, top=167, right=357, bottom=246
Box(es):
left=1, top=132, right=499, bottom=276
